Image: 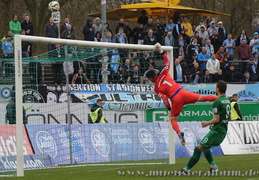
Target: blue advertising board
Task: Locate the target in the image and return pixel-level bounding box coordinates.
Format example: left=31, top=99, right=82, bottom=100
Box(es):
left=26, top=122, right=223, bottom=165
left=0, top=154, right=56, bottom=172
left=159, top=122, right=223, bottom=158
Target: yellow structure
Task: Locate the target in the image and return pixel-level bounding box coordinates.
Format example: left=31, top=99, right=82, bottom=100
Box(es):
left=87, top=0, right=229, bottom=21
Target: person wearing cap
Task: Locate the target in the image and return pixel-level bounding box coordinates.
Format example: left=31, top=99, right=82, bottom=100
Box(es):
left=187, top=53, right=201, bottom=69
left=195, top=19, right=207, bottom=32
left=222, top=33, right=235, bottom=60
left=173, top=18, right=184, bottom=40
left=198, top=47, right=211, bottom=71
left=181, top=16, right=193, bottom=37
left=198, top=25, right=209, bottom=46
left=92, top=17, right=103, bottom=35
left=245, top=58, right=258, bottom=81
left=249, top=32, right=259, bottom=54
left=207, top=21, right=218, bottom=37
left=217, top=21, right=227, bottom=41
left=90, top=99, right=107, bottom=123
left=230, top=94, right=242, bottom=121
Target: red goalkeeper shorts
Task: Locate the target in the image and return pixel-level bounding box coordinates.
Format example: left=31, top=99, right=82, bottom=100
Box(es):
left=170, top=88, right=201, bottom=117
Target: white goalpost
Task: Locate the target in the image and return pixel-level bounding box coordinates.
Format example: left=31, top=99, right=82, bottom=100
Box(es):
left=13, top=35, right=175, bottom=177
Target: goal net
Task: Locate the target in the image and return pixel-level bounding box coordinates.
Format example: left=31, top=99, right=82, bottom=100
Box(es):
left=0, top=35, right=175, bottom=176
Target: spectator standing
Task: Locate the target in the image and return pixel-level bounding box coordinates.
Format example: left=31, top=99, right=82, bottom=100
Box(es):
left=165, top=31, right=174, bottom=47
left=144, top=18, right=157, bottom=34
left=249, top=32, right=259, bottom=55
left=173, top=19, right=184, bottom=40
left=217, top=21, right=227, bottom=42
left=82, top=19, right=95, bottom=41
left=155, top=18, right=165, bottom=44
left=92, top=17, right=103, bottom=35
left=222, top=33, right=235, bottom=60
left=125, top=20, right=132, bottom=43
left=61, top=24, right=76, bottom=39
left=205, top=39, right=214, bottom=56
left=137, top=10, right=148, bottom=26
left=9, top=14, right=21, bottom=36
left=195, top=19, right=207, bottom=32
left=207, top=21, right=218, bottom=37
left=198, top=47, right=211, bottom=71
left=181, top=16, right=193, bottom=37
left=60, top=17, right=73, bottom=34
left=94, top=31, right=102, bottom=42
left=20, top=30, right=31, bottom=58
left=143, top=29, right=157, bottom=46
left=72, top=67, right=90, bottom=84
left=236, top=29, right=250, bottom=47
left=45, top=17, right=58, bottom=51
left=174, top=58, right=186, bottom=83
left=230, top=94, right=242, bottom=121
left=115, top=18, right=126, bottom=34
left=165, top=18, right=175, bottom=34
left=210, top=29, right=222, bottom=53
left=21, top=14, right=34, bottom=56
left=199, top=25, right=209, bottom=47
left=114, top=27, right=128, bottom=60
left=237, top=38, right=251, bottom=73
left=90, top=99, right=107, bottom=123
left=186, top=37, right=199, bottom=60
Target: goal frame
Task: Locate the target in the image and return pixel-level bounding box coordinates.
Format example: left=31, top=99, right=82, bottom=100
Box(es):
left=14, top=35, right=175, bottom=177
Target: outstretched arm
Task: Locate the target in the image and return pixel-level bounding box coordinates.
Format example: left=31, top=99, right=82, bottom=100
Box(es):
left=155, top=42, right=170, bottom=70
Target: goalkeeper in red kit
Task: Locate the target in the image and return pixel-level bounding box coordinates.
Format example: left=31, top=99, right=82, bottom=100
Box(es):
left=146, top=43, right=218, bottom=146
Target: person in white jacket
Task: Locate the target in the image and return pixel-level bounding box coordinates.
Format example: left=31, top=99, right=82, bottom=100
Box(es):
left=206, top=53, right=220, bottom=80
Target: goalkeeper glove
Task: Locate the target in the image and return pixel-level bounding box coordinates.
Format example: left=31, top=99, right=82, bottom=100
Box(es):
left=155, top=42, right=163, bottom=54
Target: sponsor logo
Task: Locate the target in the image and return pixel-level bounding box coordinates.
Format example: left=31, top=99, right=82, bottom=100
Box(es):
left=23, top=89, right=45, bottom=103
left=1, top=87, right=11, bottom=99
left=36, top=131, right=57, bottom=158
left=138, top=128, right=156, bottom=154
left=182, top=128, right=197, bottom=152
left=91, top=130, right=110, bottom=157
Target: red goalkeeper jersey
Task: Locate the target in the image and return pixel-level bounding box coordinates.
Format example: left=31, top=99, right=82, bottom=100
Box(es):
left=154, top=53, right=182, bottom=109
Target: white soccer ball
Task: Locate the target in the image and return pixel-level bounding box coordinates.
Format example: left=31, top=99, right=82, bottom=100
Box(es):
left=48, top=1, right=60, bottom=12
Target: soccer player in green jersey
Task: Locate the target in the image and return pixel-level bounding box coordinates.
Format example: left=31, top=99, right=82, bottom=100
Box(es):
left=180, top=80, right=230, bottom=174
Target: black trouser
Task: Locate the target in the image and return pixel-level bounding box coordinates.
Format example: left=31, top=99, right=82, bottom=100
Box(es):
left=52, top=64, right=63, bottom=84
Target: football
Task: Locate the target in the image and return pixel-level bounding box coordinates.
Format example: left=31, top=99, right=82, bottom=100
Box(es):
left=48, top=1, right=60, bottom=12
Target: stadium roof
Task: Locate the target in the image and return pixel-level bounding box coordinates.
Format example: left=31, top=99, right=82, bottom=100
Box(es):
left=87, top=2, right=230, bottom=21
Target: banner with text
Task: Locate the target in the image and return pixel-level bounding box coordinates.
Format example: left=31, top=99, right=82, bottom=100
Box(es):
left=26, top=123, right=224, bottom=165
left=0, top=125, right=34, bottom=156
left=0, top=154, right=56, bottom=172
left=221, top=121, right=259, bottom=155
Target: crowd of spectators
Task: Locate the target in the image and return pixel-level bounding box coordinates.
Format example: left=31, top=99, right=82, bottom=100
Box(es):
left=1, top=11, right=259, bottom=85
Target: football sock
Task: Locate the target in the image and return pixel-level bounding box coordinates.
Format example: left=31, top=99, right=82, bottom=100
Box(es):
left=203, top=148, right=216, bottom=166
left=171, top=119, right=181, bottom=134
left=185, top=146, right=202, bottom=170
left=201, top=95, right=218, bottom=102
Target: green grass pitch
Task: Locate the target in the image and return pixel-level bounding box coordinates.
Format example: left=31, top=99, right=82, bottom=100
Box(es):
left=1, top=154, right=259, bottom=180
